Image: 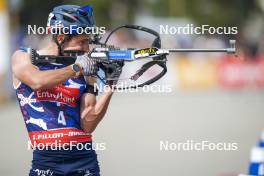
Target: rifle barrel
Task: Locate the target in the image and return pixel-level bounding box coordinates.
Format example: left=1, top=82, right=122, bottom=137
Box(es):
left=168, top=49, right=231, bottom=52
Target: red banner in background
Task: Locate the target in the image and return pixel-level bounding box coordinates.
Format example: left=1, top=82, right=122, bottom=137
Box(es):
left=175, top=57, right=218, bottom=89
left=175, top=55, right=264, bottom=90
left=218, top=56, right=264, bottom=89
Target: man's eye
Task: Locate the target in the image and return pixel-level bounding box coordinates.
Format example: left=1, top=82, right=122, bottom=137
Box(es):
left=81, top=39, right=90, bottom=45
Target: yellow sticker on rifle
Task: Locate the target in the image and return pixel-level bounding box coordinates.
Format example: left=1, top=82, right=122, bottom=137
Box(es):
left=135, top=47, right=158, bottom=55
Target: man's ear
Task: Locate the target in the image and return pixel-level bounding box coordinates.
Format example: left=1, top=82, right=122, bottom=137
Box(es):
left=57, top=34, right=65, bottom=44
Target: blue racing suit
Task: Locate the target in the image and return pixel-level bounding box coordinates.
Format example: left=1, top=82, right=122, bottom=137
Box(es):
left=15, top=48, right=100, bottom=176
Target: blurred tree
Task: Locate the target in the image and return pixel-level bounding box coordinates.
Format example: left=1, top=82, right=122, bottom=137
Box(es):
left=150, top=0, right=257, bottom=27
left=185, top=0, right=256, bottom=26
left=20, top=0, right=64, bottom=27
left=15, top=0, right=260, bottom=38
left=67, top=0, right=139, bottom=27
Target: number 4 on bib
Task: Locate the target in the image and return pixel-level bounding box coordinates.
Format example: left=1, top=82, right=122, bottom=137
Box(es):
left=58, top=111, right=66, bottom=126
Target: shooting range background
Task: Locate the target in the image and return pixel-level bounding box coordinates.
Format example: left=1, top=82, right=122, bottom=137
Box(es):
left=1, top=0, right=264, bottom=176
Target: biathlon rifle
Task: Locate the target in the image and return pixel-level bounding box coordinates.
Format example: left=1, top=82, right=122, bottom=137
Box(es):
left=31, top=25, right=236, bottom=89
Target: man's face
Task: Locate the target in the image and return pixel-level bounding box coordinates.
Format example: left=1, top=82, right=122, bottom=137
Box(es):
left=62, top=34, right=91, bottom=56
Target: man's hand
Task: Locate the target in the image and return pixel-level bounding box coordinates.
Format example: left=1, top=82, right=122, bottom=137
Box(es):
left=105, top=61, right=123, bottom=86
left=75, top=54, right=98, bottom=76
